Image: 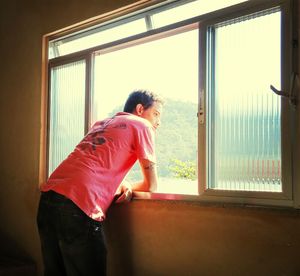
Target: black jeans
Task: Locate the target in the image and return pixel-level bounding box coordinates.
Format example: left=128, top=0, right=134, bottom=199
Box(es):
left=37, top=191, right=107, bottom=276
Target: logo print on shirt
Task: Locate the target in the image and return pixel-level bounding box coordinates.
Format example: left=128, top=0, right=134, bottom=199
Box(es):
left=78, top=117, right=128, bottom=151
left=113, top=123, right=127, bottom=129
left=78, top=117, right=115, bottom=151
left=91, top=134, right=107, bottom=150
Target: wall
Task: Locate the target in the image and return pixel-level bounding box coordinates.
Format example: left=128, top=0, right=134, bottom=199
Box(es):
left=0, top=0, right=299, bottom=275
left=106, top=200, right=300, bottom=276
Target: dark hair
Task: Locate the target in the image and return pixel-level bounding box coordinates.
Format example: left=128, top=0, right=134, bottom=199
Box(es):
left=123, top=90, right=164, bottom=113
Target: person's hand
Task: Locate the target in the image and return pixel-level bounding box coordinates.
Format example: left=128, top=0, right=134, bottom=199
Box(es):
left=114, top=181, right=132, bottom=204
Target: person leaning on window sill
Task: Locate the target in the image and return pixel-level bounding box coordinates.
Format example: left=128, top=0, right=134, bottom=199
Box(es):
left=37, top=89, right=164, bottom=276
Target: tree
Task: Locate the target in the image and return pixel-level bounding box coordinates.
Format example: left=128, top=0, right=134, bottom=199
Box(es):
left=169, top=159, right=196, bottom=180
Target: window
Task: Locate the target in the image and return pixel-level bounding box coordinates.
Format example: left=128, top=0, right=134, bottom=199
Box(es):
left=207, top=9, right=282, bottom=193
left=200, top=4, right=293, bottom=204
left=44, top=0, right=294, bottom=206
left=48, top=60, right=86, bottom=173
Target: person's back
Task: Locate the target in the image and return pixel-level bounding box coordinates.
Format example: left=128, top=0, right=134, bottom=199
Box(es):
left=41, top=111, right=156, bottom=221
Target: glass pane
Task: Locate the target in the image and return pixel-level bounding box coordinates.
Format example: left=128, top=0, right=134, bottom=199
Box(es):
left=92, top=28, right=199, bottom=195
left=48, top=60, right=86, bottom=175
left=49, top=19, right=146, bottom=59
left=152, top=0, right=248, bottom=29
left=208, top=10, right=282, bottom=192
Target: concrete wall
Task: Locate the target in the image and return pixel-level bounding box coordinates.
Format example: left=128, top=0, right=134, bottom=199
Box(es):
left=0, top=0, right=299, bottom=275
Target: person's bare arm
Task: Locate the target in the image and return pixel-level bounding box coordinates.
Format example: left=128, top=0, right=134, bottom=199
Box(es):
left=114, top=159, right=157, bottom=203
left=130, top=159, right=158, bottom=192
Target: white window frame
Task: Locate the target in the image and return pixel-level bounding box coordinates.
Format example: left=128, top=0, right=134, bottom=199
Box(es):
left=195, top=0, right=294, bottom=207
left=40, top=0, right=297, bottom=208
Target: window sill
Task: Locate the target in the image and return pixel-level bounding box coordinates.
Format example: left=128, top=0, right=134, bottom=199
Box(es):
left=132, top=191, right=297, bottom=211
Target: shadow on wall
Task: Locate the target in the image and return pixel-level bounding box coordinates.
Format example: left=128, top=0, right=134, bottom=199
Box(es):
left=0, top=230, right=37, bottom=276
left=105, top=202, right=135, bottom=276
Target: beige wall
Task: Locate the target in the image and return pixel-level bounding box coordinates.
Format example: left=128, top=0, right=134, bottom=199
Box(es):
left=0, top=0, right=299, bottom=275
left=106, top=200, right=300, bottom=276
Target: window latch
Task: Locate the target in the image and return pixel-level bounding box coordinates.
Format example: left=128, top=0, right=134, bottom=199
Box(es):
left=270, top=72, right=298, bottom=108
left=198, top=89, right=205, bottom=124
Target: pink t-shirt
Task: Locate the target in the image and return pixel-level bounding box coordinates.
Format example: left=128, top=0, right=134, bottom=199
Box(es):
left=40, top=112, right=156, bottom=221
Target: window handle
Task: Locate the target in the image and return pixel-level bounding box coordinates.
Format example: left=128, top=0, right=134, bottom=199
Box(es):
left=270, top=72, right=298, bottom=108
left=270, top=85, right=289, bottom=97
